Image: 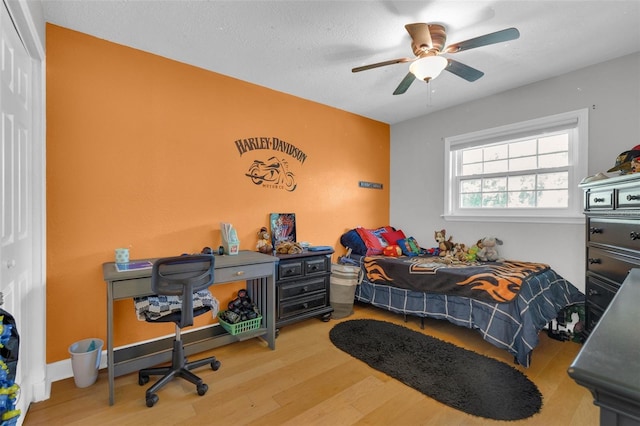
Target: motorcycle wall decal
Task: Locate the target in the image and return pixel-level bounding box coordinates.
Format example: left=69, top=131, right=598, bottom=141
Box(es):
left=245, top=156, right=297, bottom=192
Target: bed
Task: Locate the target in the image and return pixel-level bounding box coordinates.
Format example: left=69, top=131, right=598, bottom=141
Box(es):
left=340, top=227, right=584, bottom=367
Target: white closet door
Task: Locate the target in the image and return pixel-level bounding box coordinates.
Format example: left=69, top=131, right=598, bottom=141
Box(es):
left=1, top=0, right=33, bottom=418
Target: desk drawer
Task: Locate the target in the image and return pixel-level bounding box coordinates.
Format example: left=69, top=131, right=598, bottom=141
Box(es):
left=586, top=247, right=640, bottom=285
left=279, top=276, right=328, bottom=301
left=215, top=262, right=274, bottom=283
left=588, top=218, right=640, bottom=253
left=112, top=277, right=153, bottom=299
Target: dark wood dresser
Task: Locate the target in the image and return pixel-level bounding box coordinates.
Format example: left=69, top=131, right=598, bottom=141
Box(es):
left=568, top=268, right=640, bottom=425
left=275, top=249, right=334, bottom=331
left=581, top=173, right=640, bottom=334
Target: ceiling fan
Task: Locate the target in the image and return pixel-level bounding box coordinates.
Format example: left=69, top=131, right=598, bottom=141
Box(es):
left=352, top=23, right=520, bottom=95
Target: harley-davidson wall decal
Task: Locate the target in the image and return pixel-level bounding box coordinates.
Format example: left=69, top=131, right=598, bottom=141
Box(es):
left=235, top=137, right=307, bottom=192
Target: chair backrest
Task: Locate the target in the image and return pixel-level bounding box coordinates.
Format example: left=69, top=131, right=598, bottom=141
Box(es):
left=151, top=254, right=215, bottom=327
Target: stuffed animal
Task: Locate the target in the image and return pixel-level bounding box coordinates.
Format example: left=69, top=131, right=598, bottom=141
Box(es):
left=466, top=244, right=479, bottom=262
left=275, top=240, right=303, bottom=254
left=476, top=237, right=504, bottom=262
left=256, top=227, right=273, bottom=254
left=434, top=229, right=454, bottom=257
left=452, top=243, right=468, bottom=261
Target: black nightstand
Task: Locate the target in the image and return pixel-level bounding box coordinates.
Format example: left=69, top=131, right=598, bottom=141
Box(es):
left=275, top=249, right=334, bottom=332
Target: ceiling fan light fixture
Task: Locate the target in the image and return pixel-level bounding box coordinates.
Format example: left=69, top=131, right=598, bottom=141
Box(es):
left=409, top=56, right=448, bottom=81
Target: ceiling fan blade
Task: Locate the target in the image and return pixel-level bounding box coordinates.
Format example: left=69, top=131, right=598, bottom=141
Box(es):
left=444, top=28, right=520, bottom=53
left=445, top=59, right=484, bottom=82
left=352, top=57, right=414, bottom=73
left=405, top=23, right=433, bottom=55
left=393, top=72, right=416, bottom=95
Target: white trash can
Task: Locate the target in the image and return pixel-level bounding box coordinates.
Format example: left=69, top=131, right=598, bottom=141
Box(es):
left=330, top=263, right=362, bottom=319
left=68, top=338, right=103, bottom=388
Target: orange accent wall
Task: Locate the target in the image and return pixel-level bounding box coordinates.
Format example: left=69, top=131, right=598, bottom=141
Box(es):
left=45, top=24, right=389, bottom=363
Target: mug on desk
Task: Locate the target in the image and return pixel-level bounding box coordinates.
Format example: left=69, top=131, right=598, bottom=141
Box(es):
left=115, top=248, right=129, bottom=264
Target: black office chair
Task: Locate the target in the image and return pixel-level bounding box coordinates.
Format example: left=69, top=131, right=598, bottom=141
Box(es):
left=138, top=255, right=221, bottom=407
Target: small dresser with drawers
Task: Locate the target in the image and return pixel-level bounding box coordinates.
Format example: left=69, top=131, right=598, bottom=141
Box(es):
left=581, top=173, right=640, bottom=334
left=275, top=249, right=334, bottom=331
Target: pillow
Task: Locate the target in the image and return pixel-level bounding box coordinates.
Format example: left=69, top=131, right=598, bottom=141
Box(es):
left=382, top=229, right=407, bottom=246
left=339, top=229, right=368, bottom=256
left=356, top=226, right=394, bottom=255
left=397, top=237, right=422, bottom=257
left=383, top=244, right=402, bottom=257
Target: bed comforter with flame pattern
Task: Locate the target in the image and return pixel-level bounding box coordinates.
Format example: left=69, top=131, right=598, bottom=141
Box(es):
left=362, top=256, right=550, bottom=303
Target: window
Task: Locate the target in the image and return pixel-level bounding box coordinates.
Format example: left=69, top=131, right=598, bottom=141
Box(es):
left=444, top=109, right=588, bottom=223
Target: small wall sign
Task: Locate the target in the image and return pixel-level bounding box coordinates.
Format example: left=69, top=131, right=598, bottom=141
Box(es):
left=359, top=181, right=383, bottom=190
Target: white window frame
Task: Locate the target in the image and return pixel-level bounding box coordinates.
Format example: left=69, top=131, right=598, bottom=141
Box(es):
left=443, top=109, right=588, bottom=224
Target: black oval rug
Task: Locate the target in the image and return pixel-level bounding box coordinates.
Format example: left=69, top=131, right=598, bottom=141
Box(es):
left=329, top=319, right=542, bottom=420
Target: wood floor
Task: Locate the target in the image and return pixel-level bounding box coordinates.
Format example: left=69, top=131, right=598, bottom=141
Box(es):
left=24, top=303, right=598, bottom=425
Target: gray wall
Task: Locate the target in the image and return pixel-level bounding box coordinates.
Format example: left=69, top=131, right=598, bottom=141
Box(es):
left=390, top=52, right=640, bottom=291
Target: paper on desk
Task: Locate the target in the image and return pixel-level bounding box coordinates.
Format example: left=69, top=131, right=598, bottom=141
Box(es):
left=221, top=222, right=239, bottom=243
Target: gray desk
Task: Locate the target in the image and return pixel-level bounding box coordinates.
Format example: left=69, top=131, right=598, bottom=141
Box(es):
left=102, top=251, right=278, bottom=405
left=568, top=269, right=640, bottom=425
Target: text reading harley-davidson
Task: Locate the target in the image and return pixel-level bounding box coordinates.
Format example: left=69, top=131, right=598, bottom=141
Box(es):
left=235, top=137, right=307, bottom=164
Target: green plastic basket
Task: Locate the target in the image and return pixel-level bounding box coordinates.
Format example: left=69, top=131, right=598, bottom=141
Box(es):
left=218, top=311, right=262, bottom=335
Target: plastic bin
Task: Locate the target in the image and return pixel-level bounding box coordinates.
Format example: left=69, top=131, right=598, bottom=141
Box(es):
left=330, top=263, right=362, bottom=319
left=68, top=338, right=103, bottom=388
left=218, top=312, right=262, bottom=335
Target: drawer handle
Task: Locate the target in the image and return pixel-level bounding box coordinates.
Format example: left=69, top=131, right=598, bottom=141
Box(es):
left=593, top=197, right=605, bottom=203
left=309, top=266, right=318, bottom=271
left=301, top=285, right=309, bottom=293
left=234, top=270, right=245, bottom=277
left=627, top=194, right=640, bottom=201
left=588, top=288, right=600, bottom=296
left=588, top=258, right=601, bottom=264
left=631, top=231, right=640, bottom=240
left=286, top=269, right=295, bottom=274
left=302, top=302, right=309, bottom=309
left=589, top=227, right=603, bottom=234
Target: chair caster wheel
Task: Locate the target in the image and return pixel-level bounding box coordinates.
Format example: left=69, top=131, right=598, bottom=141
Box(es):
left=146, top=394, right=158, bottom=407
left=138, top=374, right=149, bottom=386
left=211, top=360, right=221, bottom=370
left=197, top=383, right=208, bottom=396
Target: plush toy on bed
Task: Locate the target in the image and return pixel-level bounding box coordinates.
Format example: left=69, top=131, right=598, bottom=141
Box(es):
left=476, top=237, right=504, bottom=262
left=452, top=243, right=468, bottom=262
left=434, top=229, right=454, bottom=257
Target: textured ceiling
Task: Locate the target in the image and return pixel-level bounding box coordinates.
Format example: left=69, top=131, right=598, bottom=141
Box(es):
left=41, top=0, right=640, bottom=124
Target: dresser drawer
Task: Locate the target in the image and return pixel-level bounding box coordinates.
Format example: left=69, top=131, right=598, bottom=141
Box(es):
left=586, top=247, right=640, bottom=284
left=585, top=276, right=618, bottom=312
left=588, top=218, right=640, bottom=253
left=617, top=184, right=640, bottom=208
left=278, top=293, right=329, bottom=319
left=278, top=260, right=303, bottom=279
left=587, top=189, right=613, bottom=209
left=305, top=257, right=328, bottom=275
left=585, top=303, right=604, bottom=333
left=279, top=276, right=328, bottom=301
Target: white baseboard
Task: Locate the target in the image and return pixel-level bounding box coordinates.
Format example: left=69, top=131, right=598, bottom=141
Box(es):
left=47, top=349, right=108, bottom=383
